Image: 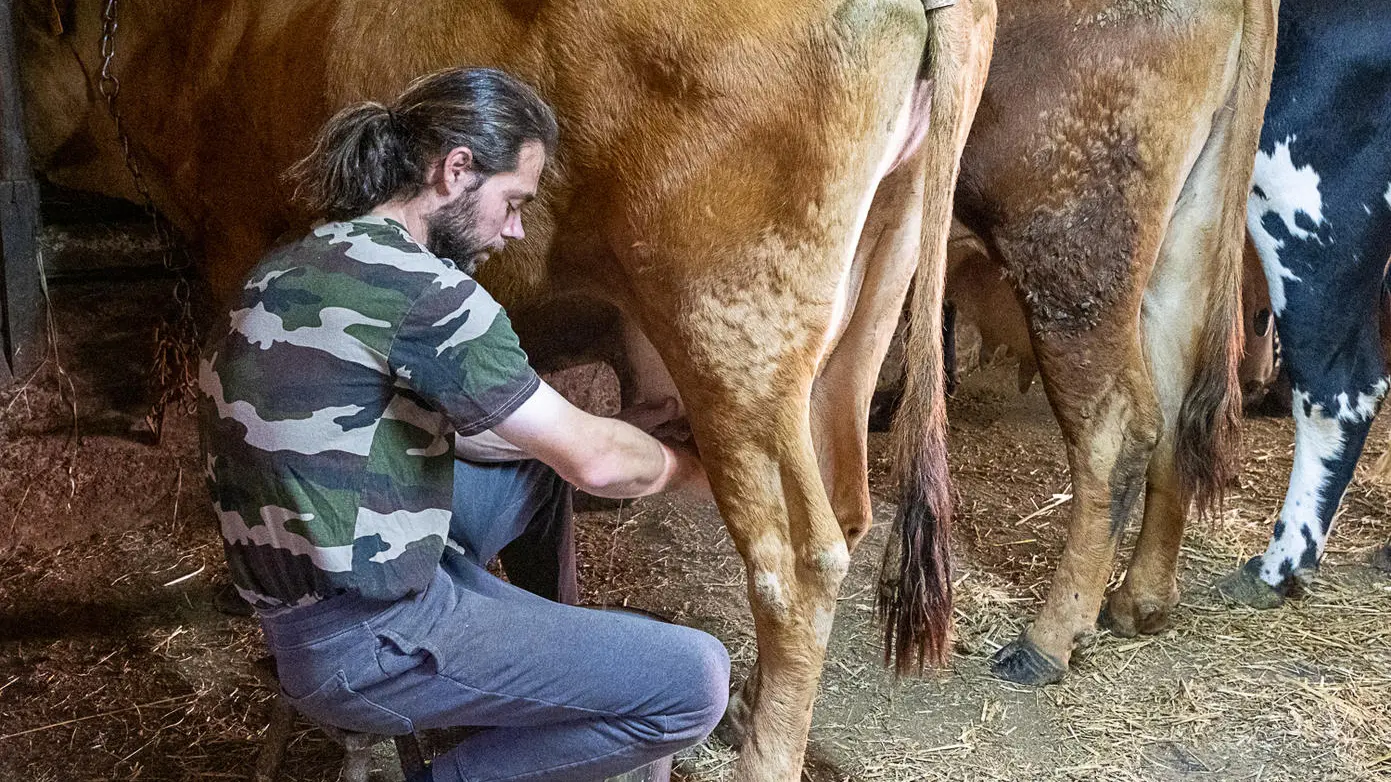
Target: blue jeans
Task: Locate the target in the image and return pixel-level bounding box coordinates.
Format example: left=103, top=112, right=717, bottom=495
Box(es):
left=259, top=459, right=730, bottom=781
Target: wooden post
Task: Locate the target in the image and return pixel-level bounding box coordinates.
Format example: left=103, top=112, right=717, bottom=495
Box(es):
left=0, top=0, right=45, bottom=386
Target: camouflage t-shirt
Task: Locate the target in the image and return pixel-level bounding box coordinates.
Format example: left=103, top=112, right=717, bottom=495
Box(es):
left=198, top=216, right=540, bottom=611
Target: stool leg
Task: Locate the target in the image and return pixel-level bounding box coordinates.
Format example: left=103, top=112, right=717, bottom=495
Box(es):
left=395, top=734, right=426, bottom=778
left=254, top=694, right=297, bottom=782
left=340, top=733, right=375, bottom=782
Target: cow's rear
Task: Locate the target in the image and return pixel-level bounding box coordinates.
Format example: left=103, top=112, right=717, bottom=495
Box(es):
left=940, top=0, right=1276, bottom=684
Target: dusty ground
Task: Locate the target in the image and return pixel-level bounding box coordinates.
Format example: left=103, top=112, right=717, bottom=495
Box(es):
left=1, top=214, right=1388, bottom=781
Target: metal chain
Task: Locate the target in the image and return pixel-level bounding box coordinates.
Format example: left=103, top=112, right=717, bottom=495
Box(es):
left=96, top=0, right=199, bottom=442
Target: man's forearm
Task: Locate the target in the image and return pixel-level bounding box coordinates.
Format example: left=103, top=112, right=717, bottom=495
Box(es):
left=491, top=381, right=708, bottom=499
left=573, top=420, right=675, bottom=498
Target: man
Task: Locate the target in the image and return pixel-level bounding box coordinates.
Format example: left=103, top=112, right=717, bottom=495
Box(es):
left=198, top=67, right=729, bottom=782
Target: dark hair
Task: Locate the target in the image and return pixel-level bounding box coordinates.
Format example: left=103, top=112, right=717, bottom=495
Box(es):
left=288, top=67, right=559, bottom=220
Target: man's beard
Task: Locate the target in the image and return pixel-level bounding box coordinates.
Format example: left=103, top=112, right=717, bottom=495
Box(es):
left=424, top=188, right=490, bottom=275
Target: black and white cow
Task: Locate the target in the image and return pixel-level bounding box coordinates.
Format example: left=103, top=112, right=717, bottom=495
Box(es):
left=1219, top=0, right=1391, bottom=607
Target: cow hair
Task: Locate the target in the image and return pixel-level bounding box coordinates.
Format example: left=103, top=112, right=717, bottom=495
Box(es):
left=1175, top=0, right=1276, bottom=519
left=877, top=3, right=987, bottom=674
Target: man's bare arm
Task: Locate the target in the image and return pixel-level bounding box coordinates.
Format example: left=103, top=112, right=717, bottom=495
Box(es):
left=492, top=382, right=707, bottom=499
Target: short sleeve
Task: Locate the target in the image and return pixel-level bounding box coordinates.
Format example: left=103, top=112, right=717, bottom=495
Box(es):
left=387, top=276, right=540, bottom=436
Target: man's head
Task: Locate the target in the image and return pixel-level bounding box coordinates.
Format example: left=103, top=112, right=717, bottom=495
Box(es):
left=290, top=67, right=558, bottom=269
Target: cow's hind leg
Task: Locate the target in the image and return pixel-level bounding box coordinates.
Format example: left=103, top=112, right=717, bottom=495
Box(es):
left=675, top=362, right=852, bottom=779
left=1100, top=170, right=1243, bottom=636
left=1218, top=120, right=1391, bottom=605
left=811, top=159, right=925, bottom=552
left=990, top=310, right=1162, bottom=684
left=978, top=3, right=1271, bottom=682
left=628, top=154, right=918, bottom=782
left=1102, top=9, right=1271, bottom=636
left=982, top=94, right=1180, bottom=686
left=1216, top=376, right=1387, bottom=606
left=1216, top=311, right=1388, bottom=606
left=721, top=155, right=924, bottom=748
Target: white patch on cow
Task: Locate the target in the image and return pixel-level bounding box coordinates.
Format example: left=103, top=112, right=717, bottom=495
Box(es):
left=816, top=79, right=919, bottom=366
left=753, top=571, right=787, bottom=613
left=355, top=507, right=450, bottom=564
left=1248, top=138, right=1328, bottom=314
left=433, top=293, right=504, bottom=356
left=230, top=302, right=391, bottom=372
left=811, top=543, right=851, bottom=580
left=216, top=502, right=355, bottom=573
left=200, top=355, right=377, bottom=456
left=1384, top=182, right=1391, bottom=209
left=1259, top=390, right=1346, bottom=586
left=1252, top=139, right=1327, bottom=239
left=1246, top=214, right=1301, bottom=316
left=812, top=606, right=836, bottom=647
left=1334, top=377, right=1390, bottom=423
left=248, top=268, right=292, bottom=292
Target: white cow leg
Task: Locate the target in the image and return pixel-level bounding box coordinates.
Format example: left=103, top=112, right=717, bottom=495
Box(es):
left=1219, top=385, right=1385, bottom=606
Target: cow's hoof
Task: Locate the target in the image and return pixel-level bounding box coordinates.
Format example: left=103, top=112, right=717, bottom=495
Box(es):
left=1215, top=557, right=1285, bottom=609
left=1099, top=588, right=1177, bottom=638
left=990, top=636, right=1066, bottom=686
left=1373, top=545, right=1391, bottom=574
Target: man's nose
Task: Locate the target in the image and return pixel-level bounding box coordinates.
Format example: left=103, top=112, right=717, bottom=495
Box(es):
left=502, top=212, right=525, bottom=241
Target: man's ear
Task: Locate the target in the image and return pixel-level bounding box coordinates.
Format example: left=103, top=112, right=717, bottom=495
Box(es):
left=438, top=146, right=476, bottom=197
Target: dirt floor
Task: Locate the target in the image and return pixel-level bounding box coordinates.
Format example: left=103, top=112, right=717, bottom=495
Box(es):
left=1, top=214, right=1389, bottom=781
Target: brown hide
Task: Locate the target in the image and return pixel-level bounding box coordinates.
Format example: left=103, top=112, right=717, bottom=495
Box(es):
left=941, top=223, right=1278, bottom=401
left=17, top=1, right=992, bottom=776
left=943, top=218, right=1036, bottom=389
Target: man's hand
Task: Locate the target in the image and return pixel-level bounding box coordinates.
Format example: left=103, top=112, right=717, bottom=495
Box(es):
left=495, top=382, right=707, bottom=500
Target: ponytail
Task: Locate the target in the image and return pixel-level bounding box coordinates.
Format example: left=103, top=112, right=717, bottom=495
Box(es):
left=287, top=101, right=417, bottom=220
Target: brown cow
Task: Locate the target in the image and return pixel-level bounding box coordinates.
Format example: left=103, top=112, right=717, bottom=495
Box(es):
left=938, top=226, right=1278, bottom=401
left=914, top=0, right=1279, bottom=684
left=18, top=0, right=996, bottom=776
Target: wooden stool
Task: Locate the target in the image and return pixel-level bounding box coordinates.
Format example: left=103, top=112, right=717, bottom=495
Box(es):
left=252, top=656, right=427, bottom=782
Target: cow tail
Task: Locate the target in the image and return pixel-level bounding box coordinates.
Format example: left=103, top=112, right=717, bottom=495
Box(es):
left=876, top=0, right=993, bottom=674
left=1174, top=0, right=1277, bottom=517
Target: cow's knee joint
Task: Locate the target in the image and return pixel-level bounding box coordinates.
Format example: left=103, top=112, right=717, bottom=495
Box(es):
left=807, top=543, right=850, bottom=581
left=752, top=571, right=790, bottom=617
